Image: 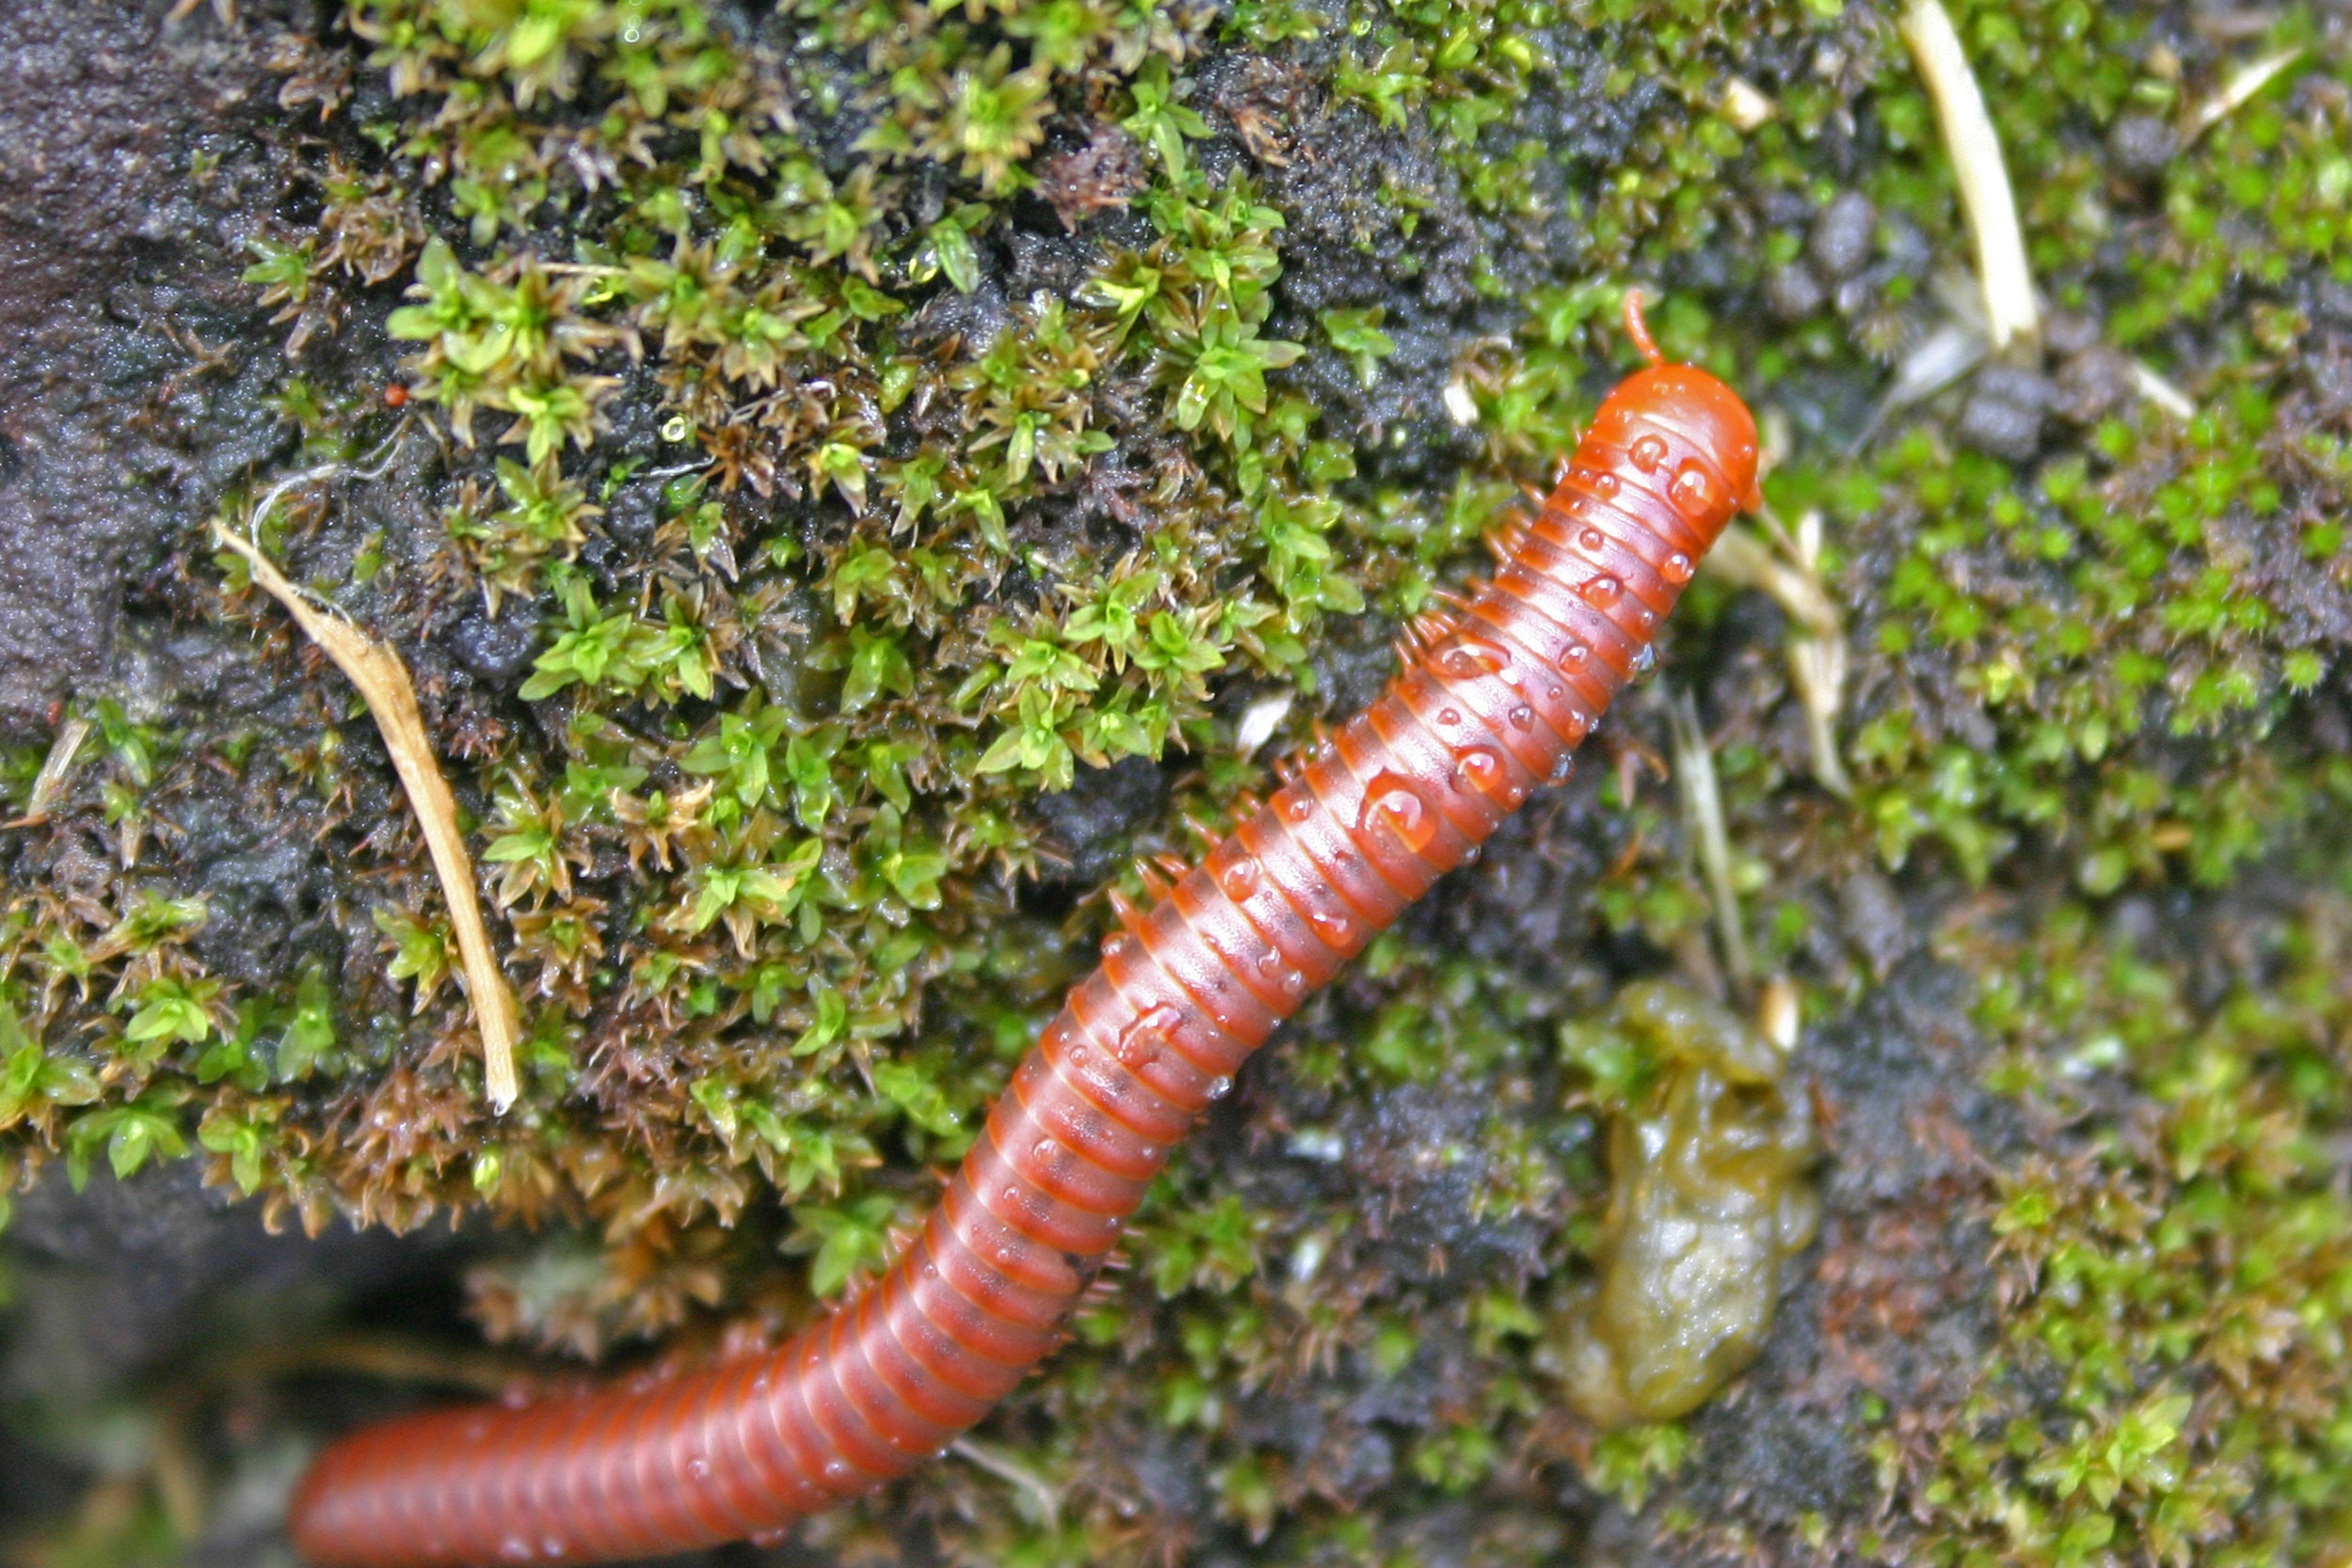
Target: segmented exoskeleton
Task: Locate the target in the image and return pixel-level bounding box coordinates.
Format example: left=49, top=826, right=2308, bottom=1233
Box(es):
left=289, top=293, right=1762, bottom=1568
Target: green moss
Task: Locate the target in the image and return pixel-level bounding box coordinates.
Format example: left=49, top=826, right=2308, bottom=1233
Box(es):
left=1881, top=887, right=2352, bottom=1565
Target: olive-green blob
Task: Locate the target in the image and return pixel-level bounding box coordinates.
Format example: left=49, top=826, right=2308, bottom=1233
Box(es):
left=1555, top=982, right=1819, bottom=1428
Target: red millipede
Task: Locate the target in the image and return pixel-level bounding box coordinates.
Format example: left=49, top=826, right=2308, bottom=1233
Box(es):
left=288, top=293, right=1761, bottom=1568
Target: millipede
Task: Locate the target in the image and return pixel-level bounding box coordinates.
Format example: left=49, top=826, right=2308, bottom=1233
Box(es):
left=288, top=291, right=1762, bottom=1568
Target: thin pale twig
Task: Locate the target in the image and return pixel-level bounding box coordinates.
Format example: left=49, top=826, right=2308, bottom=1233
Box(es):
left=950, top=1438, right=1065, bottom=1530
left=7, top=717, right=93, bottom=827
left=1669, top=690, right=1754, bottom=993
left=212, top=522, right=522, bottom=1111
left=1899, top=0, right=2040, bottom=361
left=2185, top=47, right=2301, bottom=143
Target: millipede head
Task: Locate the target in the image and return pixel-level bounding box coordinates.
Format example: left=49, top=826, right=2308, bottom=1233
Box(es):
left=1583, top=293, right=1765, bottom=548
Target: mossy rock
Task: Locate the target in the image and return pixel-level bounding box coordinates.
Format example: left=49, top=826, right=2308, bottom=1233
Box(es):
left=5, top=0, right=2352, bottom=1563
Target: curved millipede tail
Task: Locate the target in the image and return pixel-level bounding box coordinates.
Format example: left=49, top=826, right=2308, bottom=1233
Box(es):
left=288, top=293, right=1762, bottom=1568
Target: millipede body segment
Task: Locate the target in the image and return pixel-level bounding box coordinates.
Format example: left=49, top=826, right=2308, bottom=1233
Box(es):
left=289, top=296, right=1761, bottom=1568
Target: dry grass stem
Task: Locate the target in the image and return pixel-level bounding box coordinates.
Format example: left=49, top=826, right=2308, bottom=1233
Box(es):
left=1670, top=689, right=1755, bottom=992
left=951, top=1438, right=1066, bottom=1530
left=2134, top=360, right=2199, bottom=420
left=1899, top=0, right=2041, bottom=360
left=212, top=522, right=522, bottom=1111
left=2185, top=48, right=2301, bottom=143
left=8, top=717, right=93, bottom=827
left=1704, top=518, right=1852, bottom=797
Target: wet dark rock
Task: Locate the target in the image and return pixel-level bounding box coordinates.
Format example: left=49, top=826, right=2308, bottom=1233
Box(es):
left=2106, top=112, right=2177, bottom=179
left=2041, top=309, right=2103, bottom=358
left=1769, top=261, right=1827, bottom=321
left=0, top=1, right=300, bottom=741
left=1806, top=191, right=1876, bottom=279
left=2055, top=344, right=2138, bottom=422
left=1838, top=867, right=1914, bottom=981
left=1006, top=225, right=1104, bottom=301
left=1955, top=364, right=2056, bottom=460
left=1026, top=752, right=1169, bottom=885
left=5, top=1162, right=448, bottom=1405
left=441, top=603, right=543, bottom=685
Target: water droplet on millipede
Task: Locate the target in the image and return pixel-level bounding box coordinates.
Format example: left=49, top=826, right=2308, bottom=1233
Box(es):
left=1034, top=1138, right=1059, bottom=1164
left=1631, top=434, right=1668, bottom=471
left=1507, top=704, right=1534, bottom=730
left=1217, top=859, right=1260, bottom=899
left=1549, top=754, right=1575, bottom=784
left=542, top=1538, right=568, bottom=1560
left=1437, top=706, right=1460, bottom=727
left=1284, top=795, right=1314, bottom=823
left=1207, top=1076, right=1232, bottom=1101
left=688, top=1457, right=711, bottom=1481
left=1310, top=908, right=1354, bottom=945
left=1257, top=946, right=1281, bottom=973
left=501, top=1537, right=534, bottom=1564
left=995, top=1245, right=1015, bottom=1263
left=1126, top=1002, right=1183, bottom=1053
left=1359, top=773, right=1438, bottom=853
left=1663, top=550, right=1694, bottom=584
left=1583, top=576, right=1622, bottom=609
left=1439, top=638, right=1510, bottom=677
left=1632, top=642, right=1658, bottom=677
left=753, top=1530, right=790, bottom=1549
left=1635, top=606, right=1657, bottom=629
left=1453, top=747, right=1508, bottom=798
left=1670, top=463, right=1713, bottom=515
left=823, top=1460, right=851, bottom=1482
left=1070, top=1044, right=1089, bottom=1066
left=1563, top=713, right=1590, bottom=743
left=1559, top=643, right=1588, bottom=671
left=1101, top=932, right=1129, bottom=960
left=1002, top=1186, right=1022, bottom=1206
left=1580, top=527, right=1606, bottom=552
left=1281, top=969, right=1306, bottom=995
